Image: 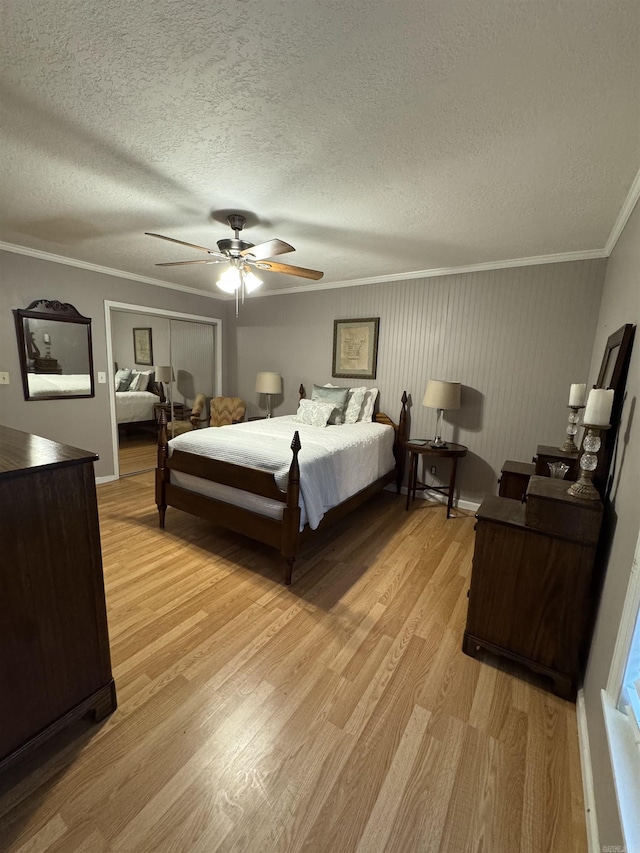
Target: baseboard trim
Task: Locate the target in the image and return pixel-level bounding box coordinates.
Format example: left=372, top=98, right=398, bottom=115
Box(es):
left=392, top=484, right=481, bottom=514
left=577, top=688, right=600, bottom=853
left=96, top=474, right=118, bottom=485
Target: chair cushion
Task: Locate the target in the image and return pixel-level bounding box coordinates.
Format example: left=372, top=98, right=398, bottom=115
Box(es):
left=167, top=420, right=194, bottom=436
left=210, top=397, right=246, bottom=427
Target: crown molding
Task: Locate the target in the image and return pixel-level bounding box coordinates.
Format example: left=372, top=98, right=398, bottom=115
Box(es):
left=0, top=240, right=610, bottom=301
left=605, top=167, right=640, bottom=256
left=259, top=247, right=609, bottom=297
left=0, top=240, right=224, bottom=301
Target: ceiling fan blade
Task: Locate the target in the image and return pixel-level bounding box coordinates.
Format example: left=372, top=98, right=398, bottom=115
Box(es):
left=252, top=260, right=324, bottom=280
left=240, top=239, right=295, bottom=261
left=155, top=259, right=225, bottom=267
left=145, top=232, right=226, bottom=258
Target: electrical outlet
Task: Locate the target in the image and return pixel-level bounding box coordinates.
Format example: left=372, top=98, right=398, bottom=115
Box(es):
left=430, top=465, right=437, bottom=475
left=97, top=372, right=107, bottom=384
left=0, top=371, right=9, bottom=385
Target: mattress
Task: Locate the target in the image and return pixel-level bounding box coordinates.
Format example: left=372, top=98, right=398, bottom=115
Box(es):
left=116, top=390, right=158, bottom=424
left=27, top=373, right=91, bottom=397
left=168, top=414, right=396, bottom=530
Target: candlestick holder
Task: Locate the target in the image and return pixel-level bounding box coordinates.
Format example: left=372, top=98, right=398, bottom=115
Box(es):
left=560, top=405, right=584, bottom=453
left=567, top=423, right=610, bottom=501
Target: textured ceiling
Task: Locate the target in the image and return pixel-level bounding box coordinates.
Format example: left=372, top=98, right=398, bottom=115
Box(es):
left=1, top=0, right=639, bottom=299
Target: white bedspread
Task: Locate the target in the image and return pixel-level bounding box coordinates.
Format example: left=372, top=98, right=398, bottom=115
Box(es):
left=27, top=373, right=91, bottom=397
left=168, top=415, right=396, bottom=530
left=116, top=390, right=158, bottom=424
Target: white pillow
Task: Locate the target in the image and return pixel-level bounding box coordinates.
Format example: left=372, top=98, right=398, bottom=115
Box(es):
left=323, top=383, right=372, bottom=423
left=345, top=387, right=366, bottom=423
left=294, top=399, right=335, bottom=428
left=133, top=369, right=153, bottom=391
left=127, top=371, right=146, bottom=391
left=115, top=367, right=133, bottom=391
left=358, top=388, right=379, bottom=422
left=127, top=371, right=141, bottom=391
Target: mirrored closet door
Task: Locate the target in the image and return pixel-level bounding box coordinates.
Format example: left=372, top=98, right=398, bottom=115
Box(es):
left=112, top=311, right=217, bottom=477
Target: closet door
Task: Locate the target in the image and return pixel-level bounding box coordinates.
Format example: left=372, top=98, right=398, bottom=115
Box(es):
left=169, top=320, right=216, bottom=413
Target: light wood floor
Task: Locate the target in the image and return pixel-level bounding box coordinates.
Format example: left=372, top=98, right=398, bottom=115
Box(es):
left=0, top=474, right=587, bottom=852
left=118, top=429, right=158, bottom=475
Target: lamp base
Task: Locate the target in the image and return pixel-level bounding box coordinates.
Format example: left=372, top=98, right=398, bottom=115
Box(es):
left=567, top=480, right=600, bottom=500
left=428, top=439, right=448, bottom=449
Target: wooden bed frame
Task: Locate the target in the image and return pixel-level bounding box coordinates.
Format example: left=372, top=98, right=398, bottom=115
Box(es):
left=156, top=388, right=408, bottom=584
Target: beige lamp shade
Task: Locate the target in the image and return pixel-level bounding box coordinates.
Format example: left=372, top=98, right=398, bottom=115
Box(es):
left=422, top=380, right=461, bottom=410
left=255, top=372, right=282, bottom=394
left=155, top=365, right=175, bottom=384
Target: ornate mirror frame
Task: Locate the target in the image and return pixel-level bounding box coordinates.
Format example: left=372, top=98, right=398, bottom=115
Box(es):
left=13, top=300, right=95, bottom=401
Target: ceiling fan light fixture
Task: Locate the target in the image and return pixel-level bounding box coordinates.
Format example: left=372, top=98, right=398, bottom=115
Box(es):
left=243, top=270, right=263, bottom=293
left=217, top=265, right=242, bottom=293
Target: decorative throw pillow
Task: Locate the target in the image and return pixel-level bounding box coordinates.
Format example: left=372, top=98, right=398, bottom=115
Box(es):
left=294, top=399, right=335, bottom=428
left=323, top=383, right=370, bottom=423
left=128, top=369, right=152, bottom=392
left=311, top=384, right=349, bottom=425
left=358, top=388, right=379, bottom=422
left=115, top=368, right=133, bottom=392
left=344, top=387, right=366, bottom=423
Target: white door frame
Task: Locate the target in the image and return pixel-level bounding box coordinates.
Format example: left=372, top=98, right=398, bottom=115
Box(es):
left=104, top=300, right=223, bottom=480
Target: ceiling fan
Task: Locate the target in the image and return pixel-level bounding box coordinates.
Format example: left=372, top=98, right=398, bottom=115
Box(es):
left=146, top=214, right=324, bottom=301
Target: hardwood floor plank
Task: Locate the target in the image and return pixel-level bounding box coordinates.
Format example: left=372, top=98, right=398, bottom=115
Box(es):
left=355, top=703, right=432, bottom=852
left=384, top=714, right=467, bottom=853
left=298, top=634, right=431, bottom=852
left=9, top=813, right=67, bottom=853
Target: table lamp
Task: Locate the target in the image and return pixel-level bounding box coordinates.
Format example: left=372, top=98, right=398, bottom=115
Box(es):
left=155, top=365, right=174, bottom=405
left=255, top=371, right=282, bottom=418
left=422, top=380, right=461, bottom=448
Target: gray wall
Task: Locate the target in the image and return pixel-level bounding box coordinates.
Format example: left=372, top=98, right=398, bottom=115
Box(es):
left=583, top=199, right=640, bottom=849
left=230, top=260, right=606, bottom=506
left=111, top=310, right=171, bottom=372
left=0, top=250, right=229, bottom=477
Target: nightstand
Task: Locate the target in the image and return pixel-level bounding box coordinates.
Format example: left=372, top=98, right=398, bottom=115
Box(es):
left=154, top=403, right=188, bottom=426
left=405, top=440, right=468, bottom=518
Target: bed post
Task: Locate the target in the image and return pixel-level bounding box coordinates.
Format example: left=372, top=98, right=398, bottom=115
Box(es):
left=299, top=384, right=306, bottom=400
left=282, top=430, right=302, bottom=585
left=396, top=390, right=408, bottom=493
left=156, top=408, right=169, bottom=528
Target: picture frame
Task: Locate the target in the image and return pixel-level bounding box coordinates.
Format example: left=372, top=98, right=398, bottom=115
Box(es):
left=332, top=317, right=380, bottom=379
left=133, top=327, right=153, bottom=366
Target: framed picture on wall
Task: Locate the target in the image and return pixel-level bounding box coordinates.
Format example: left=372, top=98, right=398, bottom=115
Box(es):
left=332, top=317, right=380, bottom=379
left=133, top=327, right=153, bottom=365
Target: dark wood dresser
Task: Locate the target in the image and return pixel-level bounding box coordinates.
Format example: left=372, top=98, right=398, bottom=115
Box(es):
left=0, top=425, right=116, bottom=772
left=463, top=476, right=603, bottom=699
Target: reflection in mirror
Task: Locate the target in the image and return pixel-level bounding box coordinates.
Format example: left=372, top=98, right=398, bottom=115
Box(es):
left=14, top=300, right=95, bottom=401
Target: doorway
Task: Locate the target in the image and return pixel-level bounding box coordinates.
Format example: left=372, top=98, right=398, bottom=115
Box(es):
left=105, top=302, right=222, bottom=479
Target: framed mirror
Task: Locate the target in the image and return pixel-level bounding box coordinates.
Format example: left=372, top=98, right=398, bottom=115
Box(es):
left=13, top=300, right=95, bottom=401
left=594, top=323, right=635, bottom=495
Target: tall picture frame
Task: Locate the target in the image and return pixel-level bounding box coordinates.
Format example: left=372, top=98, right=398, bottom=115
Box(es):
left=332, top=318, right=380, bottom=379
left=133, top=327, right=153, bottom=366
left=593, top=323, right=634, bottom=496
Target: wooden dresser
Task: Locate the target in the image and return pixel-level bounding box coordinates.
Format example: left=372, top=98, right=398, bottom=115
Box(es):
left=0, top=425, right=116, bottom=772
left=463, top=476, right=603, bottom=699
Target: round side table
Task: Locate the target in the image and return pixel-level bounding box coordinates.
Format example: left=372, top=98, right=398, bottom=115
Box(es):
left=405, top=440, right=468, bottom=518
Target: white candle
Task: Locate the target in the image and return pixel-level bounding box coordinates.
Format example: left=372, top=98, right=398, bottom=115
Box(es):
left=584, top=388, right=614, bottom=426
left=569, top=383, right=586, bottom=406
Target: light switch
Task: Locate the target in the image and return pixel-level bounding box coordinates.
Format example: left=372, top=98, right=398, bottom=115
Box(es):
left=0, top=372, right=9, bottom=385
left=97, top=372, right=107, bottom=384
